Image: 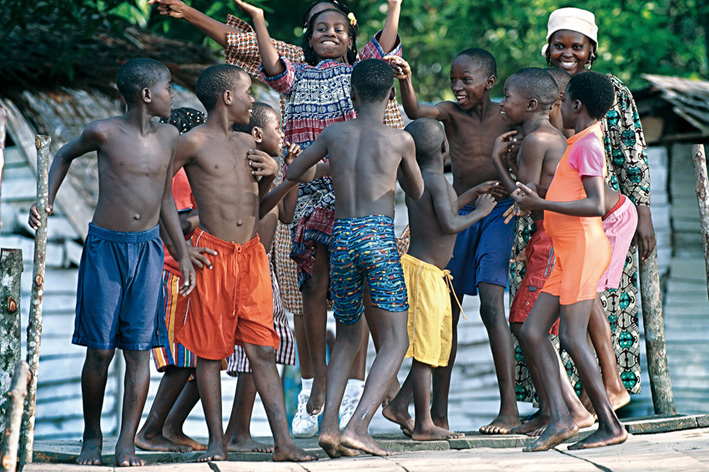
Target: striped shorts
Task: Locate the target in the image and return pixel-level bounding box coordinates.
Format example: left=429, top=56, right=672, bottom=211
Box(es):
left=330, top=215, right=408, bottom=325
left=152, top=270, right=197, bottom=370
left=226, top=261, right=296, bottom=374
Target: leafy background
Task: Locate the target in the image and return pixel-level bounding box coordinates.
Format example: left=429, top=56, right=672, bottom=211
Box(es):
left=1, top=0, right=707, bottom=101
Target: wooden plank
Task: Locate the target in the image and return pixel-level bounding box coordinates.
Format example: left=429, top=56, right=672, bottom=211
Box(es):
left=0, top=249, right=22, bottom=433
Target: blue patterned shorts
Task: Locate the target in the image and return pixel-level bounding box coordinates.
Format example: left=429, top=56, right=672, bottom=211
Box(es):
left=330, top=215, right=408, bottom=324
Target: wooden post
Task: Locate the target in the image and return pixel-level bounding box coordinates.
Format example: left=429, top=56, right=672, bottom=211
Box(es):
left=0, top=363, right=29, bottom=472
left=18, top=136, right=50, bottom=468
left=0, top=108, right=6, bottom=232
left=0, top=250, right=22, bottom=433
left=639, top=249, right=676, bottom=416
left=692, top=144, right=709, bottom=300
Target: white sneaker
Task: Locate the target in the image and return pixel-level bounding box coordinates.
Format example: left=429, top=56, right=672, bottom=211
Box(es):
left=292, top=390, right=319, bottom=438
left=339, top=381, right=364, bottom=430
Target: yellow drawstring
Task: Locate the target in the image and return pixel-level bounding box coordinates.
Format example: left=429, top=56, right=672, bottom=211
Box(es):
left=442, top=270, right=466, bottom=320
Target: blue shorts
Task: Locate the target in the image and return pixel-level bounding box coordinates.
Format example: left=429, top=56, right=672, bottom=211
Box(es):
left=73, top=223, right=164, bottom=351
left=330, top=215, right=408, bottom=324
left=446, top=199, right=515, bottom=296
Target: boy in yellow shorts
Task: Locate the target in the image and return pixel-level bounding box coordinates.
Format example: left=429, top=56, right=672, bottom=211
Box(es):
left=382, top=118, right=499, bottom=440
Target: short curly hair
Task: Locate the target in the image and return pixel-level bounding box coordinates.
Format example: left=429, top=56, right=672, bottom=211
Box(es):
left=351, top=59, right=394, bottom=103
left=232, top=102, right=278, bottom=134
left=507, top=68, right=559, bottom=110
left=196, top=64, right=247, bottom=112
left=565, top=71, right=615, bottom=120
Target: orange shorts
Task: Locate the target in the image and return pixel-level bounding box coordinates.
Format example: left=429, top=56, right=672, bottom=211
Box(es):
left=175, top=229, right=279, bottom=360
left=541, top=220, right=610, bottom=306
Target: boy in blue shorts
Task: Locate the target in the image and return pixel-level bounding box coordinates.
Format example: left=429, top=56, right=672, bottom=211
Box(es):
left=29, top=58, right=196, bottom=466
left=288, top=59, right=424, bottom=457
left=387, top=50, right=518, bottom=434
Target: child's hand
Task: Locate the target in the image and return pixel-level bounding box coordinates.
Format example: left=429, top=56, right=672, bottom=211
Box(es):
left=384, top=55, right=411, bottom=80
left=233, top=0, right=264, bottom=20
left=475, top=193, right=497, bottom=216
left=502, top=202, right=530, bottom=224
left=492, top=130, right=518, bottom=161
left=177, top=255, right=197, bottom=296
left=148, top=0, right=188, bottom=18
left=283, top=142, right=302, bottom=166
left=186, top=240, right=217, bottom=270
left=472, top=180, right=506, bottom=199
left=248, top=149, right=278, bottom=178
left=511, top=182, right=544, bottom=212
left=27, top=203, right=53, bottom=230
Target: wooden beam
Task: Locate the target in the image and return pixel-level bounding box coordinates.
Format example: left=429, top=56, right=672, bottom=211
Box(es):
left=0, top=362, right=29, bottom=472
left=0, top=108, right=6, bottom=232
left=692, top=144, right=709, bottom=300
left=19, top=136, right=51, bottom=468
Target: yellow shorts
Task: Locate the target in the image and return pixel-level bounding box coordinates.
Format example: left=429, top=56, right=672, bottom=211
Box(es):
left=401, top=254, right=453, bottom=368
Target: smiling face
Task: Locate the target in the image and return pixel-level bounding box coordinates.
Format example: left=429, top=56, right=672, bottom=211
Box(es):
left=309, top=10, right=352, bottom=61
left=257, top=111, right=285, bottom=157
left=499, top=78, right=529, bottom=126
left=449, top=55, right=493, bottom=111
left=548, top=30, right=593, bottom=76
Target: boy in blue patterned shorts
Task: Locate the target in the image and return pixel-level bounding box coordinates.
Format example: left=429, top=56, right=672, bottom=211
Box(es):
left=288, top=59, right=423, bottom=457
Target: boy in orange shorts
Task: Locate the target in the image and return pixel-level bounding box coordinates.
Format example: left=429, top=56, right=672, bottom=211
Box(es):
left=512, top=71, right=628, bottom=451
left=172, top=64, right=312, bottom=463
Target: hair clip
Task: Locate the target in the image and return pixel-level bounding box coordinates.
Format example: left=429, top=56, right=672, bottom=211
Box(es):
left=348, top=12, right=357, bottom=27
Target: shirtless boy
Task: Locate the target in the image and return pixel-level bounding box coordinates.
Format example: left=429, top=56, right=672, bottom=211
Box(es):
left=288, top=59, right=424, bottom=457
left=29, top=58, right=196, bottom=467
left=387, top=49, right=519, bottom=434
left=382, top=118, right=498, bottom=440
left=172, top=64, right=312, bottom=462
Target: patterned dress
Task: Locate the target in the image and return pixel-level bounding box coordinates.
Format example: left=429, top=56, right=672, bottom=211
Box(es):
left=510, top=73, right=649, bottom=402
left=224, top=16, right=403, bottom=312
left=258, top=34, right=402, bottom=289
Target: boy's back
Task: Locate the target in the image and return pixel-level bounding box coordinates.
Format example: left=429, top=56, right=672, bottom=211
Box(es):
left=320, top=119, right=417, bottom=219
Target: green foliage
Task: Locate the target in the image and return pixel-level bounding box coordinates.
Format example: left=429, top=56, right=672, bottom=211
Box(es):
left=2, top=0, right=706, bottom=101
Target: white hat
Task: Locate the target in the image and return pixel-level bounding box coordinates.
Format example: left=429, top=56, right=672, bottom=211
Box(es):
left=541, top=7, right=598, bottom=57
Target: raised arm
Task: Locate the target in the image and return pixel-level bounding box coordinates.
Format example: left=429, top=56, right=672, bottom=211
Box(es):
left=233, top=0, right=285, bottom=77
left=378, top=0, right=402, bottom=53
left=386, top=56, right=446, bottom=121
left=149, top=0, right=236, bottom=48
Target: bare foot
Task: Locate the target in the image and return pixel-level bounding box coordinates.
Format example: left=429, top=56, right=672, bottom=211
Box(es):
left=115, top=443, right=146, bottom=467
left=382, top=403, right=414, bottom=436
left=227, top=437, right=274, bottom=453
left=381, top=378, right=400, bottom=408
left=340, top=428, right=392, bottom=456
left=272, top=443, right=315, bottom=462
left=318, top=431, right=360, bottom=458
left=307, top=376, right=326, bottom=415
left=163, top=428, right=207, bottom=451
left=479, top=414, right=521, bottom=435
left=523, top=419, right=578, bottom=452
left=431, top=415, right=449, bottom=430
left=608, top=389, right=631, bottom=411
left=197, top=442, right=226, bottom=462
left=77, top=437, right=102, bottom=466
left=568, top=424, right=628, bottom=450
left=511, top=412, right=549, bottom=436
left=411, top=425, right=464, bottom=441
left=135, top=431, right=192, bottom=452
left=571, top=408, right=596, bottom=429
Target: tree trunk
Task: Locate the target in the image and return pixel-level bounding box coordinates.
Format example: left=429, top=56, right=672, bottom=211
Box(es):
left=19, top=136, right=50, bottom=468
left=0, top=249, right=22, bottom=433
left=0, top=108, right=6, bottom=233
left=639, top=249, right=676, bottom=416
left=691, top=144, right=709, bottom=300
left=0, top=362, right=29, bottom=472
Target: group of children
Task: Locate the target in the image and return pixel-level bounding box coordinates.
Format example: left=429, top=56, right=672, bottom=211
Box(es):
left=28, top=0, right=640, bottom=466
